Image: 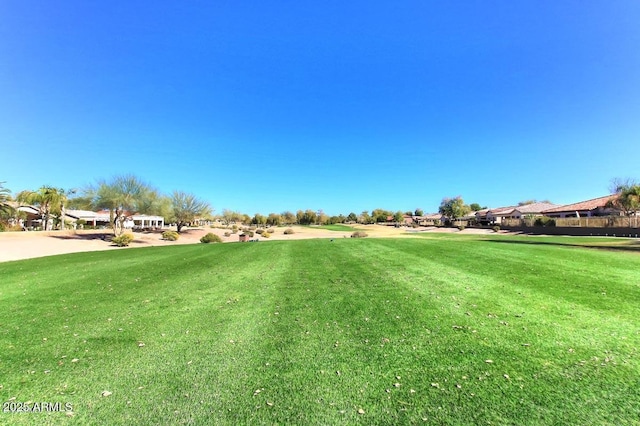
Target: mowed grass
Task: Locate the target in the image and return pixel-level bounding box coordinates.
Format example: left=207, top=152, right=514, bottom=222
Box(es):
left=1, top=236, right=639, bottom=425
left=305, top=224, right=358, bottom=232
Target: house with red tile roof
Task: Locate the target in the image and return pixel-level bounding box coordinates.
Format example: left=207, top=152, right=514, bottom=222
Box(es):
left=541, top=195, right=619, bottom=218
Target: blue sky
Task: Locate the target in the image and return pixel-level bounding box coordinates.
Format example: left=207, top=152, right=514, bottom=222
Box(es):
left=2, top=2, right=639, bottom=215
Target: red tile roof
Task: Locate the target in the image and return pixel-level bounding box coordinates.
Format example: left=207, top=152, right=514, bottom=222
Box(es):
left=542, top=195, right=617, bottom=213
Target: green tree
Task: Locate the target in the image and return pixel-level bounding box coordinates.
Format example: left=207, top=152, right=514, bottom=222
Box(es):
left=281, top=211, right=296, bottom=225
left=469, top=203, right=484, bottom=212
left=394, top=211, right=404, bottom=223
left=438, top=196, right=471, bottom=224
left=316, top=210, right=329, bottom=225
left=359, top=211, right=373, bottom=224
left=266, top=213, right=282, bottom=226
left=170, top=191, right=212, bottom=233
left=296, top=209, right=317, bottom=225
left=222, top=209, right=244, bottom=226
left=346, top=212, right=358, bottom=223
left=252, top=213, right=267, bottom=226
left=414, top=208, right=424, bottom=216
left=0, top=182, right=15, bottom=225
left=16, top=186, right=64, bottom=231
left=371, top=208, right=392, bottom=223
left=607, top=179, right=640, bottom=227
left=86, top=174, right=158, bottom=236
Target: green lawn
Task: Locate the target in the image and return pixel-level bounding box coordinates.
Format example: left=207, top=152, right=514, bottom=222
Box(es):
left=1, top=236, right=639, bottom=424
left=305, top=224, right=358, bottom=232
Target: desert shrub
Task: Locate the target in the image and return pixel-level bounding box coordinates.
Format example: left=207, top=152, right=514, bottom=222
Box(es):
left=262, top=232, right=271, bottom=238
left=162, top=230, right=180, bottom=241
left=224, top=231, right=231, bottom=237
left=112, top=233, right=134, bottom=247
left=284, top=228, right=295, bottom=235
left=231, top=229, right=238, bottom=234
left=249, top=226, right=257, bottom=231
left=351, top=231, right=368, bottom=238
left=200, top=233, right=222, bottom=243
left=457, top=225, right=466, bottom=231
left=534, top=217, right=556, bottom=227
left=255, top=229, right=265, bottom=235
left=267, top=228, right=275, bottom=234
left=247, top=231, right=255, bottom=237
left=492, top=225, right=501, bottom=233
left=433, top=219, right=441, bottom=226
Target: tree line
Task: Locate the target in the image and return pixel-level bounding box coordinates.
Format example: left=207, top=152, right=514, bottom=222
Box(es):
left=2, top=175, right=639, bottom=234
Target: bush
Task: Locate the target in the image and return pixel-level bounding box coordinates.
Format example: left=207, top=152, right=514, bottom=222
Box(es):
left=351, top=231, right=368, bottom=238
left=255, top=229, right=265, bottom=235
left=247, top=231, right=255, bottom=237
left=224, top=231, right=231, bottom=237
left=534, top=217, right=556, bottom=227
left=492, top=225, right=501, bottom=233
left=112, top=233, right=134, bottom=247
left=433, top=219, right=441, bottom=226
left=457, top=225, right=466, bottom=231
left=200, top=233, right=222, bottom=243
left=284, top=228, right=295, bottom=235
left=267, top=228, right=275, bottom=234
left=162, top=230, right=180, bottom=241
left=262, top=232, right=271, bottom=238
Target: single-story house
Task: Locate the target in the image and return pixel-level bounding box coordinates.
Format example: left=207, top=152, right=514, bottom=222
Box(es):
left=541, top=195, right=620, bottom=218
left=484, top=206, right=518, bottom=225
left=422, top=213, right=444, bottom=226
left=510, top=202, right=559, bottom=219
left=65, top=209, right=111, bottom=228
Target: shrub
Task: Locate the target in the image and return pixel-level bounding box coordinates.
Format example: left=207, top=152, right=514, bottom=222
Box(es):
left=247, top=231, right=255, bottom=237
left=224, top=231, right=231, bottom=237
left=351, top=231, right=368, bottom=238
left=231, top=229, right=238, bottom=234
left=534, top=217, right=556, bottom=227
left=112, top=233, right=134, bottom=247
left=284, top=228, right=295, bottom=235
left=200, top=233, right=222, bottom=243
left=267, top=228, right=275, bottom=234
left=162, top=230, right=180, bottom=241
left=492, top=225, right=501, bottom=233
left=433, top=219, right=441, bottom=226
left=262, top=232, right=271, bottom=238
left=255, top=229, right=265, bottom=235
left=457, top=225, right=466, bottom=231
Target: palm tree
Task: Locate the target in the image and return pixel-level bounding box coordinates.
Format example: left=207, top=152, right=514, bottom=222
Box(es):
left=0, top=182, right=15, bottom=224
left=56, top=188, right=77, bottom=230
left=16, top=186, right=63, bottom=231
left=608, top=182, right=640, bottom=227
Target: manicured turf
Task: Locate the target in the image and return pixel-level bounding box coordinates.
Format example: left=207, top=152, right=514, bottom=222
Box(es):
left=306, top=224, right=358, bottom=232
left=1, top=236, right=639, bottom=424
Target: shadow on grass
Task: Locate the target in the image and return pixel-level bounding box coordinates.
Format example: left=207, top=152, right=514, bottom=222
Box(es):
left=484, top=238, right=640, bottom=253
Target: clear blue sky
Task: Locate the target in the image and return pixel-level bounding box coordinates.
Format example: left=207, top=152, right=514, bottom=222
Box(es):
left=2, top=1, right=639, bottom=215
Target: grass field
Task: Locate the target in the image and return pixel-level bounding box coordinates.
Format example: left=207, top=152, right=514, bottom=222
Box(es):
left=1, top=235, right=639, bottom=424
left=305, top=224, right=358, bottom=232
